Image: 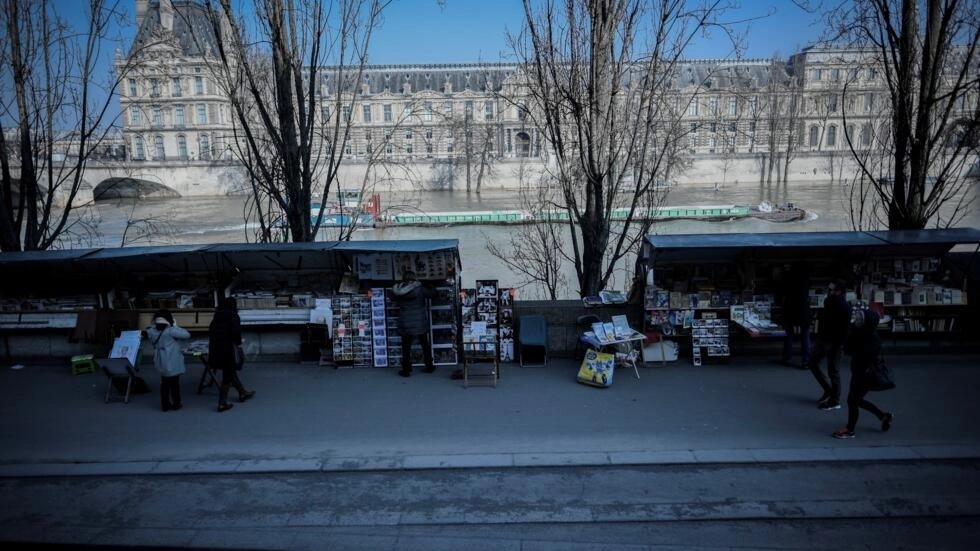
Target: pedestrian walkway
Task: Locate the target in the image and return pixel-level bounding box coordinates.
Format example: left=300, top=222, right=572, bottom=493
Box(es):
left=1, top=354, right=978, bottom=477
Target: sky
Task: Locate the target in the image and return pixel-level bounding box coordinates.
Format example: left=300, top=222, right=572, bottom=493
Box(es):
left=55, top=0, right=826, bottom=63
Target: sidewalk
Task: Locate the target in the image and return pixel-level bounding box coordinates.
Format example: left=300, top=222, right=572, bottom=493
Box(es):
left=1, top=354, right=979, bottom=477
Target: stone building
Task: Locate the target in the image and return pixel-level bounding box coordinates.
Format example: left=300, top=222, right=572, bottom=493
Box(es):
left=115, top=1, right=974, bottom=193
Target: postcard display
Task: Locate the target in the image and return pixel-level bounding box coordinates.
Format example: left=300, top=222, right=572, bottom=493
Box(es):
left=644, top=287, right=732, bottom=365
left=461, top=280, right=501, bottom=358
left=857, top=256, right=967, bottom=334
left=352, top=250, right=459, bottom=368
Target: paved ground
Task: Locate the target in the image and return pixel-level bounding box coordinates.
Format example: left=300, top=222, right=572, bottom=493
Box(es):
left=1, top=353, right=979, bottom=475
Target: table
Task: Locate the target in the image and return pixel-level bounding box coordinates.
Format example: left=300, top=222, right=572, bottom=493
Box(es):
left=580, top=332, right=647, bottom=379
left=183, top=340, right=219, bottom=394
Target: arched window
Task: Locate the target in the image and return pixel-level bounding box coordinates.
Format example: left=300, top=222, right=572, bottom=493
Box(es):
left=134, top=136, right=145, bottom=160
left=177, top=135, right=187, bottom=160
left=515, top=131, right=531, bottom=157
left=809, top=126, right=820, bottom=148
left=861, top=124, right=871, bottom=147
left=827, top=125, right=837, bottom=147
left=154, top=135, right=165, bottom=160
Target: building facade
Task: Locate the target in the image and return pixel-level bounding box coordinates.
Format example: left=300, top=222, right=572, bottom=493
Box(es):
left=116, top=1, right=975, bottom=191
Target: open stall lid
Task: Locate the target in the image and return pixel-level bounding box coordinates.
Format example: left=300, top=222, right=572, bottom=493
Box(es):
left=643, top=229, right=980, bottom=264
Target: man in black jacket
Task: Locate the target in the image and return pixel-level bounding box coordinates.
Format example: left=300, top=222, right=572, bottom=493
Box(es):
left=808, top=279, right=851, bottom=410
left=391, top=270, right=437, bottom=377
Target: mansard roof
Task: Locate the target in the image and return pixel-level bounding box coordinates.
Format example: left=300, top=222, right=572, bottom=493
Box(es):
left=316, top=59, right=789, bottom=95
left=129, top=0, right=218, bottom=59
left=317, top=63, right=518, bottom=95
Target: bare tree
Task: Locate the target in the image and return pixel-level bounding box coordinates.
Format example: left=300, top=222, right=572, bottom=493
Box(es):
left=813, top=0, right=980, bottom=229
left=486, top=160, right=568, bottom=300
left=510, top=0, right=732, bottom=297
left=191, top=0, right=388, bottom=243
left=0, top=0, right=136, bottom=251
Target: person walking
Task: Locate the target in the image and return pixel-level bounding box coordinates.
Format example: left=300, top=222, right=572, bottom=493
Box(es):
left=145, top=309, right=190, bottom=412
left=391, top=270, right=437, bottom=377
left=209, top=297, right=255, bottom=412
left=832, top=306, right=893, bottom=439
left=779, top=262, right=812, bottom=369
left=809, top=279, right=851, bottom=411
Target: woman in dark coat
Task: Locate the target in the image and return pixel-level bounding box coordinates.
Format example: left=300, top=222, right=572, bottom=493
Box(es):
left=833, top=306, right=893, bottom=439
left=391, top=270, right=437, bottom=377
left=209, top=297, right=255, bottom=412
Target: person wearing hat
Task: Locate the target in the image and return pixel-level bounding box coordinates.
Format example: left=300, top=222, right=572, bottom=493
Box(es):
left=391, top=270, right=437, bottom=377
left=145, top=309, right=191, bottom=412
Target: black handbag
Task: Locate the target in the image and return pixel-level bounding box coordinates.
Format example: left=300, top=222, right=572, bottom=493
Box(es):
left=864, top=357, right=895, bottom=391
left=233, top=345, right=245, bottom=370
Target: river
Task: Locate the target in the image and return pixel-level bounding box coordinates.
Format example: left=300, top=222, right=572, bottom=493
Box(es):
left=90, top=179, right=980, bottom=299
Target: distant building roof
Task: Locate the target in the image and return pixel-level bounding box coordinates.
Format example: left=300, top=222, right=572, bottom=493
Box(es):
left=129, top=0, right=218, bottom=59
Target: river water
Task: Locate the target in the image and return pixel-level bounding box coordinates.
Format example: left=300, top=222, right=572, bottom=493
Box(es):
left=91, top=179, right=980, bottom=299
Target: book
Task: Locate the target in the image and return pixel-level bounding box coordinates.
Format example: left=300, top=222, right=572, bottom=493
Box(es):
left=603, top=322, right=616, bottom=341
left=600, top=290, right=627, bottom=304
left=611, top=315, right=632, bottom=339
left=583, top=295, right=604, bottom=307
left=592, top=322, right=609, bottom=343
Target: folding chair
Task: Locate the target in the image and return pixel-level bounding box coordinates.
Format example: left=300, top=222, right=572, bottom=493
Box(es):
left=518, top=315, right=548, bottom=367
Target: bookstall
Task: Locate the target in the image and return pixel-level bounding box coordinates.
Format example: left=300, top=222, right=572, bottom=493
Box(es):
left=639, top=229, right=980, bottom=363
left=0, top=240, right=461, bottom=367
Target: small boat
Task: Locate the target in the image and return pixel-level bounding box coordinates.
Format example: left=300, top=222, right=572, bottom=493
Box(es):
left=748, top=202, right=806, bottom=222
left=311, top=189, right=377, bottom=228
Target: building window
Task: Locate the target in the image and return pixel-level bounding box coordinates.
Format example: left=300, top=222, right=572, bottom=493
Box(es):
left=196, top=104, right=207, bottom=124
left=813, top=69, right=822, bottom=81
left=827, top=125, right=837, bottom=147
left=172, top=78, right=182, bottom=97
left=362, top=104, right=372, bottom=123
left=364, top=130, right=372, bottom=142
left=485, top=101, right=494, bottom=121
left=515, top=131, right=531, bottom=157
left=809, top=126, right=820, bottom=147
left=342, top=106, right=350, bottom=122
left=728, top=96, right=737, bottom=116
left=708, top=97, right=718, bottom=115
left=864, top=93, right=874, bottom=113
left=177, top=135, right=187, bottom=160
left=749, top=96, right=758, bottom=115
left=517, top=103, right=527, bottom=122
left=406, top=144, right=413, bottom=155
left=383, top=104, right=392, bottom=122
left=867, top=68, right=877, bottom=80
left=199, top=134, right=211, bottom=160
left=154, top=135, right=165, bottom=159
left=846, top=124, right=855, bottom=144
left=831, top=68, right=840, bottom=81
left=848, top=68, right=858, bottom=82
left=150, top=78, right=160, bottom=97
left=689, top=123, right=698, bottom=148
left=405, top=129, right=412, bottom=140
left=688, top=99, right=699, bottom=117
left=195, top=76, right=204, bottom=95
left=443, top=100, right=452, bottom=115
left=827, top=95, right=838, bottom=113
left=152, top=107, right=163, bottom=127
left=129, top=106, right=141, bottom=126
left=403, top=104, right=412, bottom=119
left=128, top=78, right=137, bottom=96
left=709, top=122, right=717, bottom=134
left=386, top=142, right=393, bottom=155
left=464, top=101, right=474, bottom=119
left=134, top=136, right=145, bottom=160
left=861, top=124, right=871, bottom=147
left=424, top=101, right=433, bottom=121
left=321, top=104, right=330, bottom=122
left=426, top=144, right=433, bottom=155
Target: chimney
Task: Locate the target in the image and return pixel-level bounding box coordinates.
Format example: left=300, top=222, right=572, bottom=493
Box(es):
left=135, top=0, right=148, bottom=27
left=160, top=0, right=175, bottom=32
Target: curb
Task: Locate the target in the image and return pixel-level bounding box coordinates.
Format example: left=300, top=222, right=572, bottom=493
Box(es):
left=2, top=444, right=979, bottom=478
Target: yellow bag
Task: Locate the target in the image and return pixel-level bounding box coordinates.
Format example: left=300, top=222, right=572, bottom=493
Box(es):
left=576, top=349, right=616, bottom=388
